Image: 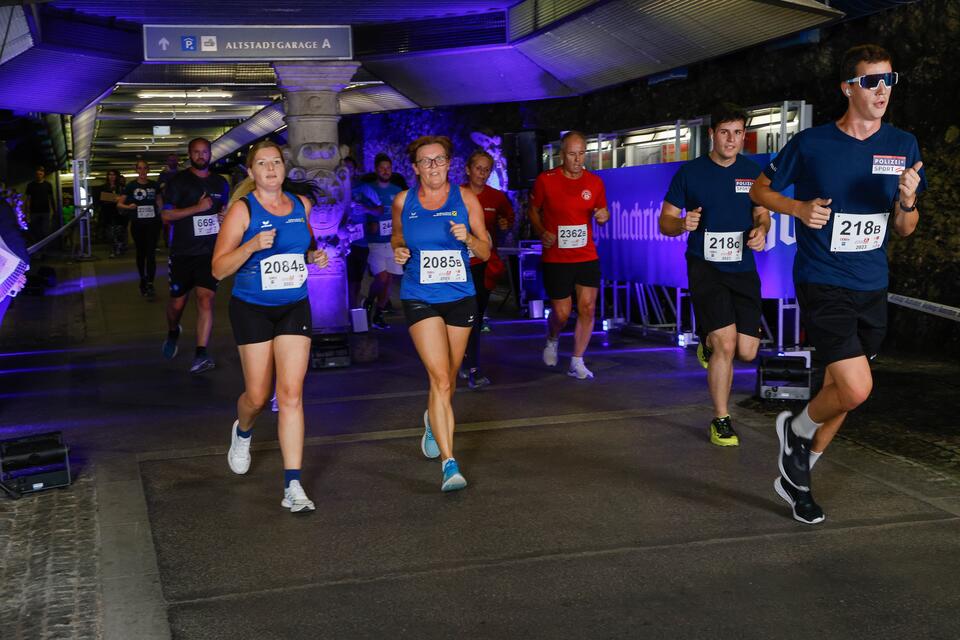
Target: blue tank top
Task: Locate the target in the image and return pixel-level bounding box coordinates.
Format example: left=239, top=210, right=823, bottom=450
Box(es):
left=400, top=184, right=476, bottom=304
left=232, top=191, right=312, bottom=306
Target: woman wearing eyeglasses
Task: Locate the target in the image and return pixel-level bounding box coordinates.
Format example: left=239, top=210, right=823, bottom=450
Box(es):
left=391, top=135, right=491, bottom=492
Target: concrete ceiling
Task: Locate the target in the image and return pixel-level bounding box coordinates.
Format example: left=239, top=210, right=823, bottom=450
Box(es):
left=2, top=0, right=896, bottom=177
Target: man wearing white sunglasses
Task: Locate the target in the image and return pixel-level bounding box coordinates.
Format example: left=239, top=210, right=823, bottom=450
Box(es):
left=750, top=44, right=926, bottom=525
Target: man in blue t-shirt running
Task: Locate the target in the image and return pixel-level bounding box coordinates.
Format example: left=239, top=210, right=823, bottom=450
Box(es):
left=751, top=44, right=926, bottom=525
left=660, top=103, right=770, bottom=449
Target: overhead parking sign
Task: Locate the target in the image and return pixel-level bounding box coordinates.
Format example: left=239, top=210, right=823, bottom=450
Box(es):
left=144, top=25, right=352, bottom=61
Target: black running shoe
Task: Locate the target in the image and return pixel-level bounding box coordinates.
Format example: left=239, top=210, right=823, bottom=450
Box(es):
left=776, top=411, right=812, bottom=492
left=774, top=476, right=825, bottom=525
left=371, top=311, right=389, bottom=330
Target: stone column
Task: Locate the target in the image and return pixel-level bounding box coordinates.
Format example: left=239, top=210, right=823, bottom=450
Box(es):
left=273, top=61, right=360, bottom=337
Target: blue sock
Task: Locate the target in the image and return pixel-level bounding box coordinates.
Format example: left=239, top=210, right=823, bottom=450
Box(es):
left=236, top=425, right=252, bottom=439
left=284, top=469, right=301, bottom=488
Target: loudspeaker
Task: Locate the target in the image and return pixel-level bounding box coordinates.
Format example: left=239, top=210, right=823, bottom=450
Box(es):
left=503, top=131, right=543, bottom=190
left=0, top=431, right=72, bottom=498
left=756, top=355, right=812, bottom=400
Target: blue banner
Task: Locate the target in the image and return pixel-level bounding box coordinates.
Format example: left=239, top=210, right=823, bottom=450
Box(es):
left=593, top=154, right=797, bottom=298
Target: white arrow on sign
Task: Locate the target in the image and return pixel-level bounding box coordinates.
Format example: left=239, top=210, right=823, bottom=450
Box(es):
left=159, top=37, right=170, bottom=51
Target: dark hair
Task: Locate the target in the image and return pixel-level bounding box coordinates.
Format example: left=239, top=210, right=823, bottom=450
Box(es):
left=188, top=137, right=212, bottom=151
left=560, top=131, right=586, bottom=148
left=374, top=152, right=392, bottom=167
left=710, top=103, right=748, bottom=130
left=135, top=158, right=150, bottom=169
left=407, top=135, right=453, bottom=164
left=245, top=140, right=284, bottom=169
left=342, top=156, right=357, bottom=167
left=35, top=165, right=46, bottom=173
left=466, top=149, right=494, bottom=168
left=841, top=44, right=892, bottom=80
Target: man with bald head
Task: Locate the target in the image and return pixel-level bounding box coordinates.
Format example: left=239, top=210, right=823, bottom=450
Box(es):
left=528, top=131, right=610, bottom=379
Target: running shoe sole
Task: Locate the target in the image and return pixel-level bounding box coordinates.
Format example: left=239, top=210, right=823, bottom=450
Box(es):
left=441, top=472, right=467, bottom=492
left=190, top=359, right=216, bottom=374
left=774, top=477, right=825, bottom=525
left=280, top=497, right=316, bottom=513
left=567, top=368, right=594, bottom=380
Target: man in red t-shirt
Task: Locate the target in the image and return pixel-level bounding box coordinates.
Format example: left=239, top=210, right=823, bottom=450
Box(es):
left=529, top=131, right=610, bottom=379
left=461, top=149, right=515, bottom=388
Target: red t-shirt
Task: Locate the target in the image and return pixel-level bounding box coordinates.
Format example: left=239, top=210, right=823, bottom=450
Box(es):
left=530, top=168, right=607, bottom=263
left=467, top=185, right=515, bottom=266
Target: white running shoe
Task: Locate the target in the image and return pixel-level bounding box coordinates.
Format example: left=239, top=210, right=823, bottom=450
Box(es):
left=567, top=358, right=595, bottom=380
left=542, top=339, right=559, bottom=367
left=227, top=420, right=251, bottom=474
left=281, top=480, right=316, bottom=513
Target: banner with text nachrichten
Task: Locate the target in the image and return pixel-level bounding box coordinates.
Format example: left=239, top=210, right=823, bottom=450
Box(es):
left=592, top=154, right=797, bottom=298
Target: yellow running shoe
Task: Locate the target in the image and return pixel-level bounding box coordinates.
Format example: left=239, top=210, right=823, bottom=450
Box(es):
left=709, top=416, right=739, bottom=447
left=696, top=340, right=712, bottom=369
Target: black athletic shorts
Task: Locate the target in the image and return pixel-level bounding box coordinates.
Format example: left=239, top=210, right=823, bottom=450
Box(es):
left=687, top=257, right=762, bottom=338
left=796, top=283, right=886, bottom=366
left=347, top=245, right=369, bottom=282
left=229, top=296, right=312, bottom=346
left=169, top=254, right=218, bottom=298
left=402, top=296, right=477, bottom=328
left=542, top=260, right=601, bottom=300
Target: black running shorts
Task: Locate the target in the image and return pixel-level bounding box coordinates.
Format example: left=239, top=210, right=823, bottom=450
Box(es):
left=229, top=296, right=312, bottom=346
left=347, top=245, right=369, bottom=282
left=796, top=283, right=886, bottom=366
left=687, top=257, right=762, bottom=338
left=168, top=254, right=218, bottom=298
left=402, top=296, right=477, bottom=328
left=542, top=260, right=601, bottom=300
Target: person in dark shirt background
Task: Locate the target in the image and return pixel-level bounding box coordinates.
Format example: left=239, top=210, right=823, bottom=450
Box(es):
left=24, top=166, right=55, bottom=247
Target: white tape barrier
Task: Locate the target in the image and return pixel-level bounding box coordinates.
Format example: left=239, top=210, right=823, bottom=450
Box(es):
left=888, top=293, right=960, bottom=322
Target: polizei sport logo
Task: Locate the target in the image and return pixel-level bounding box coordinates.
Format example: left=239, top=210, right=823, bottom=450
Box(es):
left=735, top=179, right=754, bottom=193
left=872, top=155, right=906, bottom=175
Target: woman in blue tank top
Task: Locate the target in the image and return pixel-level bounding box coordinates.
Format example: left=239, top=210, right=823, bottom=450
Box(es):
left=391, top=135, right=490, bottom=492
left=212, top=141, right=329, bottom=514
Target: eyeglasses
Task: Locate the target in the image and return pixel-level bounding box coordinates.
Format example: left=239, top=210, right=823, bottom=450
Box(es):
left=845, top=72, right=899, bottom=90
left=416, top=155, right=449, bottom=168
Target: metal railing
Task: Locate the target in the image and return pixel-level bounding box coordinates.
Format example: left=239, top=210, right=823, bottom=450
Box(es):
left=26, top=206, right=93, bottom=257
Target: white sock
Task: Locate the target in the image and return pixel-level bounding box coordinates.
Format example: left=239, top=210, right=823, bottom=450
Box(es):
left=442, top=457, right=454, bottom=468
left=809, top=451, right=823, bottom=469
left=570, top=356, right=584, bottom=367
left=791, top=405, right=822, bottom=440
left=546, top=337, right=559, bottom=346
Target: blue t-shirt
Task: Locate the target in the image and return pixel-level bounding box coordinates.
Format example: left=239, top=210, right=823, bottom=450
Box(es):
left=232, top=192, right=312, bottom=306
left=365, top=182, right=403, bottom=244
left=664, top=154, right=763, bottom=273
left=400, top=185, right=476, bottom=304
left=764, top=122, right=926, bottom=291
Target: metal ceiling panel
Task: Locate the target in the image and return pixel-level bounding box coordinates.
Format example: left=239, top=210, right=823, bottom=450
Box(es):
left=0, top=5, right=33, bottom=66
left=362, top=45, right=574, bottom=107
left=71, top=103, right=98, bottom=162
left=210, top=102, right=285, bottom=162
left=340, top=84, right=418, bottom=114
left=508, top=0, right=599, bottom=40
left=514, top=0, right=843, bottom=93
left=118, top=63, right=278, bottom=85
left=0, top=47, right=137, bottom=113
left=47, top=1, right=518, bottom=24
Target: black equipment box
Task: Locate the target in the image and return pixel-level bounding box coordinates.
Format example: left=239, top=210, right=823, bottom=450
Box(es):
left=756, top=354, right=812, bottom=401
left=0, top=431, right=72, bottom=495
left=311, top=333, right=351, bottom=369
